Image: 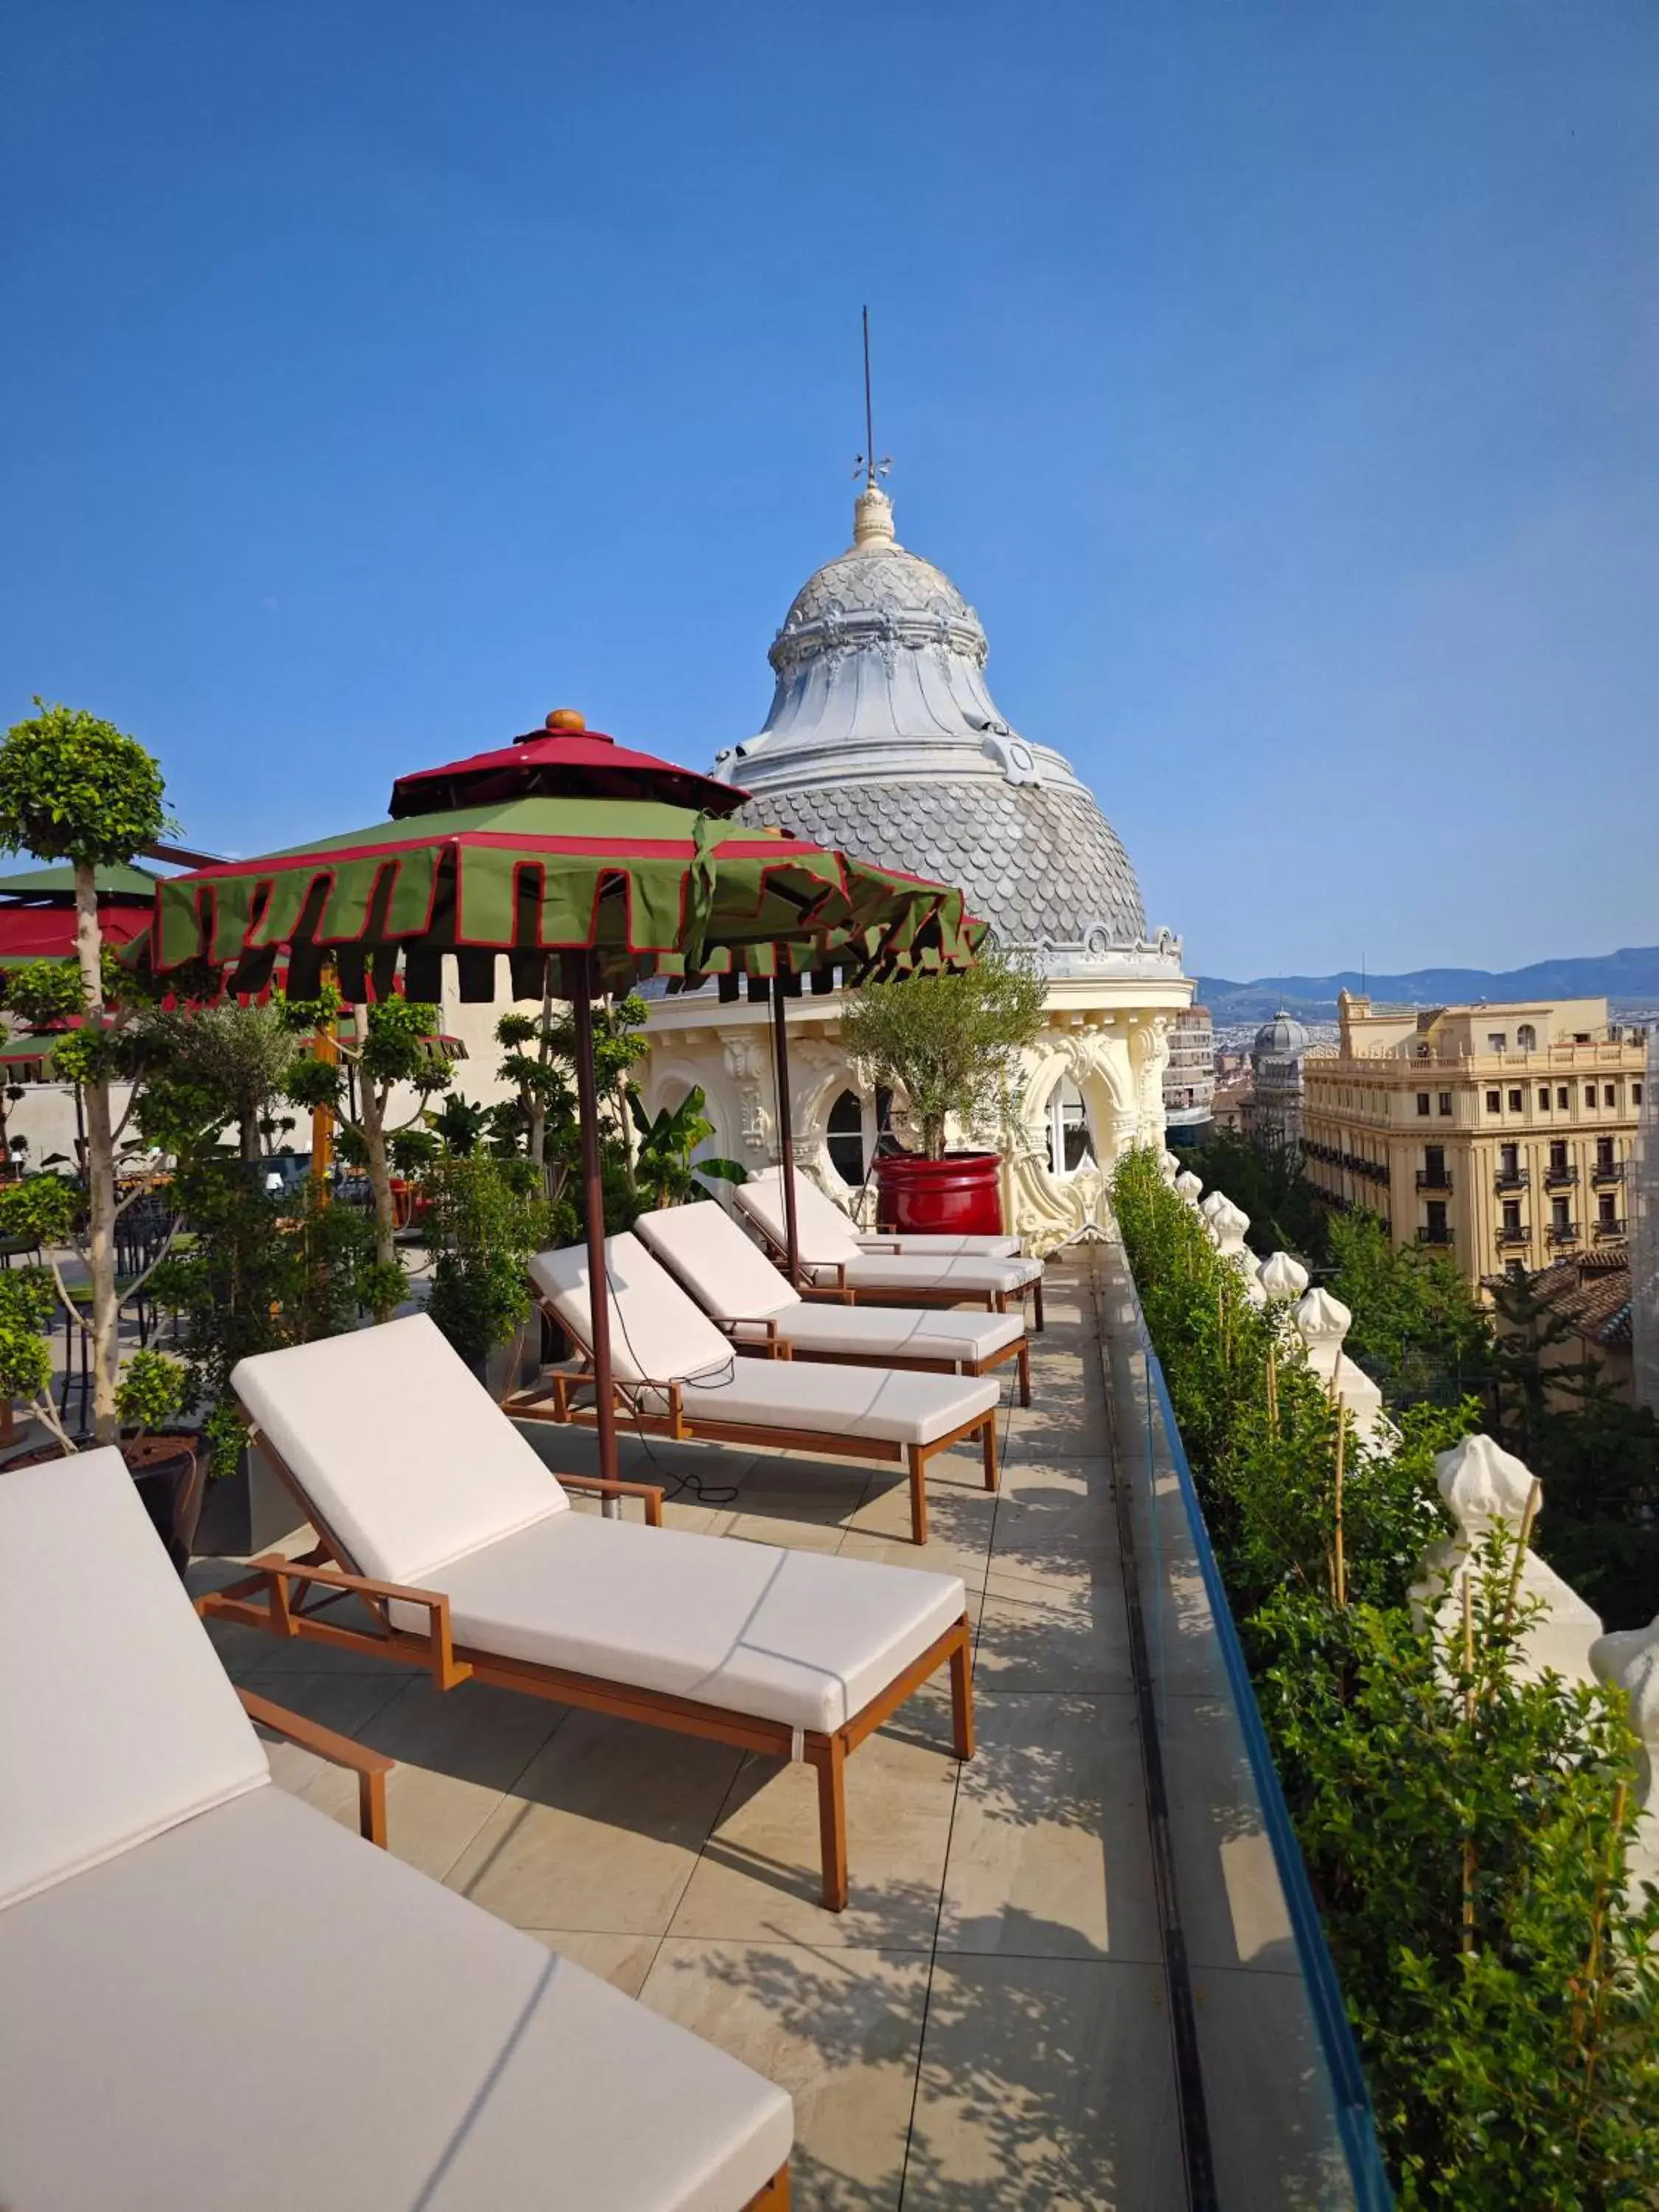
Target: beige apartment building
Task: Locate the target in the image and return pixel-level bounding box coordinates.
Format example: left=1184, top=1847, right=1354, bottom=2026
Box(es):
left=1301, top=994, right=1646, bottom=1289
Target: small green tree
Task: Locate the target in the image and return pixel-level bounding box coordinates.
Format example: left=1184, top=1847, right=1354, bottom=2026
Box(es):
left=281, top=990, right=453, bottom=1298
left=629, top=1086, right=746, bottom=1209
left=0, top=703, right=170, bottom=1443
left=420, top=1155, right=555, bottom=1374
left=0, top=1263, right=76, bottom=1453
left=840, top=949, right=1047, bottom=1162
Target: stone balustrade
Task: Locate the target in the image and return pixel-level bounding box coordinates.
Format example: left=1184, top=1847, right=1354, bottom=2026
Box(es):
left=1590, top=1617, right=1659, bottom=1890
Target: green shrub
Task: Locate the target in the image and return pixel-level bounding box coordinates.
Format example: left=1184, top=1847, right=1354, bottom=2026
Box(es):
left=420, top=1155, right=553, bottom=1371
left=1112, top=1147, right=1659, bottom=2204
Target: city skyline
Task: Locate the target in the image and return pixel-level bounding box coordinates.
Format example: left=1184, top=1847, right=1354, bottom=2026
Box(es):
left=3, top=1, right=1655, bottom=978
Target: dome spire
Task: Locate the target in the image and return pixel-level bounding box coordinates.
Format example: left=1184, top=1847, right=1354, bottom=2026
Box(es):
left=851, top=305, right=893, bottom=542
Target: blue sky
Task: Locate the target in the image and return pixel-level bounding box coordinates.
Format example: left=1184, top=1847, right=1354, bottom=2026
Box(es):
left=4, top=1, right=1655, bottom=980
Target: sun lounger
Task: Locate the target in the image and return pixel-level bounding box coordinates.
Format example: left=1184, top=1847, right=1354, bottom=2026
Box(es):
left=635, top=1199, right=1030, bottom=1407
left=735, top=1167, right=1046, bottom=1328
left=757, top=1164, right=1023, bottom=1259
left=519, top=1233, right=1001, bottom=1540
left=213, top=1312, right=975, bottom=1910
left=0, top=1447, right=793, bottom=2211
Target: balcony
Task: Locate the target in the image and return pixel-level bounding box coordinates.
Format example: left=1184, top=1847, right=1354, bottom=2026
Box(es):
left=1496, top=1222, right=1531, bottom=1246
left=1543, top=1164, right=1579, bottom=1189
left=1547, top=1222, right=1579, bottom=1245
left=1595, top=1218, right=1626, bottom=1242
left=1591, top=1160, right=1625, bottom=1186
left=1493, top=1168, right=1529, bottom=1191
left=1414, top=1169, right=1453, bottom=1192
left=1416, top=1224, right=1454, bottom=1246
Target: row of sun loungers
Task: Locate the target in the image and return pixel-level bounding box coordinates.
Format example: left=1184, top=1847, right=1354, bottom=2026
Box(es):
left=1, top=1180, right=1043, bottom=2208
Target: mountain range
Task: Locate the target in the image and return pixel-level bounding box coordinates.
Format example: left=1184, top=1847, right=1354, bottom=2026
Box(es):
left=1197, top=947, right=1659, bottom=1027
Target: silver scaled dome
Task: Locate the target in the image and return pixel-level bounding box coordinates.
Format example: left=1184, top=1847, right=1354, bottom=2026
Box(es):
left=712, top=485, right=1177, bottom=979
left=1252, top=1010, right=1311, bottom=1060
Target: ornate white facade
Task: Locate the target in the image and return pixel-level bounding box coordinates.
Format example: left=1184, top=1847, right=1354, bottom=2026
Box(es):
left=639, top=482, right=1192, bottom=1254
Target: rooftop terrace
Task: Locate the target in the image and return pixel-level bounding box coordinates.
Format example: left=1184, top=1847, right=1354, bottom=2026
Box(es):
left=189, top=1250, right=1363, bottom=2211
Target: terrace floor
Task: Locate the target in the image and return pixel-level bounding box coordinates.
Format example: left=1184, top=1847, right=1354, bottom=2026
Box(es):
left=187, top=1250, right=1356, bottom=2211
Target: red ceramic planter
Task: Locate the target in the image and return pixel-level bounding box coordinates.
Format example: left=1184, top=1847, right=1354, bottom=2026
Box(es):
left=874, top=1150, right=1004, bottom=1237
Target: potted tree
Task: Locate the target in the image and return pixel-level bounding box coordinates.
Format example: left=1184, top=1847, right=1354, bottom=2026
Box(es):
left=839, top=949, right=1046, bottom=1237
left=419, top=1153, right=554, bottom=1396
left=0, top=701, right=170, bottom=1444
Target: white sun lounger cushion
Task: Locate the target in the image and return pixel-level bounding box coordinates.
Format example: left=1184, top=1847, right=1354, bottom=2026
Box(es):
left=0, top=1784, right=793, bottom=2212
left=234, top=1314, right=569, bottom=1589
left=860, top=1230, right=1023, bottom=1258
left=0, top=1452, right=270, bottom=1911
left=636, top=1203, right=1022, bottom=1363
left=737, top=1172, right=1040, bottom=1293
left=633, top=1200, right=801, bottom=1322
left=386, top=1511, right=965, bottom=1734
left=531, top=1232, right=735, bottom=1385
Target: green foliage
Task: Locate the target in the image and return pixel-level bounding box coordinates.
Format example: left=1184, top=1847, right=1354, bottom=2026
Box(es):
left=1112, top=1147, right=1659, bottom=2202
left=0, top=1265, right=60, bottom=1422
left=841, top=948, right=1046, bottom=1161
left=114, top=1349, right=188, bottom=1437
left=131, top=1002, right=300, bottom=1161
left=423, top=1092, right=493, bottom=1157
left=420, top=1155, right=553, bottom=1369
left=0, top=700, right=171, bottom=869
left=1189, top=1126, right=1332, bottom=1263
left=0, top=1173, right=78, bottom=1248
left=628, top=1087, right=747, bottom=1209
left=1326, top=1210, right=1493, bottom=1407
left=149, top=1161, right=388, bottom=1472
left=0, top=957, right=86, bottom=1029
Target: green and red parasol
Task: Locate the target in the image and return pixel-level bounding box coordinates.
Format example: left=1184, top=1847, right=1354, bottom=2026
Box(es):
left=145, top=714, right=984, bottom=1484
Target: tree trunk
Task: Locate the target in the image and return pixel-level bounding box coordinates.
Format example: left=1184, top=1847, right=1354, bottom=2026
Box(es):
left=358, top=1075, right=398, bottom=1301
left=73, top=860, right=119, bottom=1444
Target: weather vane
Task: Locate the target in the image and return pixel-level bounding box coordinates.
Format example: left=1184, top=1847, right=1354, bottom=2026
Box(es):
left=852, top=305, right=892, bottom=487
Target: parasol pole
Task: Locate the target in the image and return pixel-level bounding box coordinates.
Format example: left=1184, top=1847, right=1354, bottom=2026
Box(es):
left=565, top=950, right=620, bottom=1499
left=310, top=959, right=338, bottom=1203
left=768, top=979, right=801, bottom=1289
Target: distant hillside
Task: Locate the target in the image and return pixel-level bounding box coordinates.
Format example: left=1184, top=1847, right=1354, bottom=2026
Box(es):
left=1198, top=947, right=1659, bottom=1026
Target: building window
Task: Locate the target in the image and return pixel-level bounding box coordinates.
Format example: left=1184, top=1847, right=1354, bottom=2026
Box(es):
left=1425, top=1200, right=1449, bottom=1242
left=1438, top=1091, right=1452, bottom=1116
left=826, top=1090, right=867, bottom=1186
left=1500, top=1143, right=1519, bottom=1175
left=1599, top=1194, right=1618, bottom=1228
left=1557, top=1086, right=1568, bottom=1110
left=1509, top=1089, right=1523, bottom=1112
left=1044, top=1080, right=1095, bottom=1179
left=1636, top=1083, right=1644, bottom=1106
left=1517, top=1024, right=1537, bottom=1050
left=1549, top=1139, right=1568, bottom=1172
left=1507, top=1260, right=1526, bottom=1281
left=1597, top=1135, right=1615, bottom=1169
left=1424, top=1145, right=1446, bottom=1185
left=1488, top=1032, right=1508, bottom=1052
left=1502, top=1200, right=1521, bottom=1234
left=1539, top=1088, right=1551, bottom=1110
left=1416, top=1092, right=1430, bottom=1116
left=1604, top=1085, right=1615, bottom=1107
left=1551, top=1196, right=1571, bottom=1232
left=1585, top=1087, right=1597, bottom=1109
left=1486, top=1089, right=1501, bottom=1113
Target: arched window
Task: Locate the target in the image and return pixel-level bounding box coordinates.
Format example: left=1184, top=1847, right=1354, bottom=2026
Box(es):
left=826, top=1090, right=864, bottom=1186
left=1044, top=1080, right=1096, bottom=1178
left=1517, top=1023, right=1537, bottom=1051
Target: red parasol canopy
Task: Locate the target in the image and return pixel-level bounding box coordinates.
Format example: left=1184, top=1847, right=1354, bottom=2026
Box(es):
left=387, top=714, right=745, bottom=821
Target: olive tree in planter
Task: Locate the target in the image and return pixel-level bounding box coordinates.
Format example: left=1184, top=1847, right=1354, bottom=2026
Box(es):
left=0, top=701, right=170, bottom=1444
left=839, top=948, right=1046, bottom=1234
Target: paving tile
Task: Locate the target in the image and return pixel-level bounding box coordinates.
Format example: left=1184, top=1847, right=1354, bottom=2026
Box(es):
left=837, top=1527, right=992, bottom=1587
left=669, top=1726, right=961, bottom=1950
left=444, top=1707, right=743, bottom=1934
left=973, top=1565, right=1131, bottom=1694
left=905, top=1954, right=1185, bottom=2210
left=641, top=1939, right=929, bottom=2212
left=938, top=1692, right=1159, bottom=1966
left=1192, top=1966, right=1359, bottom=2211
left=243, top=1668, right=410, bottom=1826
left=990, top=1454, right=1119, bottom=1563
left=523, top=1928, right=661, bottom=1999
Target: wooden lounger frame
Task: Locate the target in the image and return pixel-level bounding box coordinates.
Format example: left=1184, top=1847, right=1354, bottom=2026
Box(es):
left=742, top=1214, right=1046, bottom=1335
left=509, top=1289, right=998, bottom=1545
left=197, top=1425, right=975, bottom=1922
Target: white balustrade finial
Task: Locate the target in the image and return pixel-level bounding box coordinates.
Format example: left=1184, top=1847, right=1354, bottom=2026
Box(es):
left=1590, top=1616, right=1659, bottom=1810
left=1259, top=1251, right=1310, bottom=1304
left=1175, top=1170, right=1203, bottom=1206
left=1159, top=1150, right=1181, bottom=1184
left=1434, top=1433, right=1537, bottom=1540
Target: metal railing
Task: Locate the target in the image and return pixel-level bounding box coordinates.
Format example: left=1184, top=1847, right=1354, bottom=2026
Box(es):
left=1595, top=1219, right=1625, bottom=1241
left=1592, top=1161, right=1626, bottom=1185
left=1548, top=1222, right=1579, bottom=1245
left=1496, top=1222, right=1531, bottom=1245
left=1414, top=1169, right=1453, bottom=1192
left=1544, top=1165, right=1579, bottom=1188
left=1494, top=1168, right=1529, bottom=1190
left=1416, top=1225, right=1454, bottom=1245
